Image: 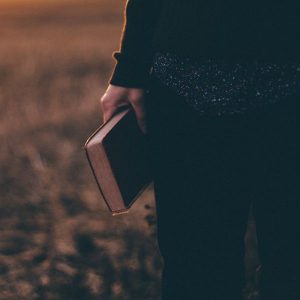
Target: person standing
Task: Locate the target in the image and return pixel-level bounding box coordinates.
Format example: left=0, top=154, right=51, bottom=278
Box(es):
left=100, top=1, right=300, bottom=299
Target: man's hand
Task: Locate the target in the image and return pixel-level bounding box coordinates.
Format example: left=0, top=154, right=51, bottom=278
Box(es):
left=100, top=84, right=147, bottom=134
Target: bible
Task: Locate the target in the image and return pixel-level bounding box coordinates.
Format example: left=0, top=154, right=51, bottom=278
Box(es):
left=84, top=105, right=153, bottom=216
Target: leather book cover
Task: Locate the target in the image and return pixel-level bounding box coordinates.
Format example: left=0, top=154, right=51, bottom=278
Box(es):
left=84, top=105, right=153, bottom=216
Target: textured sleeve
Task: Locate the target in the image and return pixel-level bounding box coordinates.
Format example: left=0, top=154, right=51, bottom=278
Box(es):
left=108, top=0, right=162, bottom=89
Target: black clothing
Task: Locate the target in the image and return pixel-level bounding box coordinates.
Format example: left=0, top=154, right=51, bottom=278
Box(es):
left=152, top=51, right=300, bottom=115
left=107, top=2, right=300, bottom=298
left=109, top=0, right=300, bottom=89
left=145, top=72, right=300, bottom=300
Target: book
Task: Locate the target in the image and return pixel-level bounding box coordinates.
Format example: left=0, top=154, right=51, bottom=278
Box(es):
left=84, top=104, right=153, bottom=216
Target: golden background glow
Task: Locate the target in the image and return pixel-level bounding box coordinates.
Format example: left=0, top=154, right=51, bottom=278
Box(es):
left=0, top=1, right=163, bottom=299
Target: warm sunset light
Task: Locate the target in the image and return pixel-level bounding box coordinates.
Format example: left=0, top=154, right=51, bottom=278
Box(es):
left=0, top=0, right=106, bottom=8
left=0, top=0, right=65, bottom=4
left=0, top=0, right=76, bottom=3
left=0, top=1, right=143, bottom=298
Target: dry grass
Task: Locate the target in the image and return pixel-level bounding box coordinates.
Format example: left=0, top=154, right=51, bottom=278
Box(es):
left=0, top=1, right=162, bottom=299
left=0, top=1, right=260, bottom=299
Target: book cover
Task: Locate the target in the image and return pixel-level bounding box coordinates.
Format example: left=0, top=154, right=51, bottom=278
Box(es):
left=84, top=105, right=153, bottom=216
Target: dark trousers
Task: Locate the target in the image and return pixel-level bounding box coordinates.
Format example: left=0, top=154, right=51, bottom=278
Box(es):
left=145, top=73, right=300, bottom=300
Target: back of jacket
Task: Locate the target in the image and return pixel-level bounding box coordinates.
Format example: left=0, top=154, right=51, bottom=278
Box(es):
left=109, top=0, right=300, bottom=88
left=152, top=0, right=300, bottom=62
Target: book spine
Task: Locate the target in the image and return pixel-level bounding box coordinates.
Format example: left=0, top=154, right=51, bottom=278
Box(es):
left=84, top=145, right=127, bottom=215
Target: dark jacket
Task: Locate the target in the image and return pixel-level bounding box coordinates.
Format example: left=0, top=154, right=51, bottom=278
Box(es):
left=109, top=0, right=300, bottom=88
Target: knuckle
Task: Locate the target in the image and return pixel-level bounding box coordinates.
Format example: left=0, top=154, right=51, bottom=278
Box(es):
left=100, top=96, right=111, bottom=106
left=130, top=95, right=142, bottom=104
left=100, top=94, right=107, bottom=101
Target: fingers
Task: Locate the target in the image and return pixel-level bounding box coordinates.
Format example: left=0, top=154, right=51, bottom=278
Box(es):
left=100, top=95, right=125, bottom=123
left=130, top=95, right=147, bottom=134
left=101, top=105, right=116, bottom=123
left=99, top=85, right=147, bottom=134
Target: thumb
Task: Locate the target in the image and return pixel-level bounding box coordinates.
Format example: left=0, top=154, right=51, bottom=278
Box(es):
left=130, top=98, right=147, bottom=134
left=103, top=103, right=130, bottom=123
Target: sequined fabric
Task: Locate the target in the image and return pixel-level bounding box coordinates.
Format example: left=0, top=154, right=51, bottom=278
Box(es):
left=152, top=51, right=300, bottom=116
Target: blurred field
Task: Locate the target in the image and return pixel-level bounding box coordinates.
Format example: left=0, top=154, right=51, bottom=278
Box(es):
left=0, top=1, right=162, bottom=299
left=0, top=1, right=260, bottom=299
